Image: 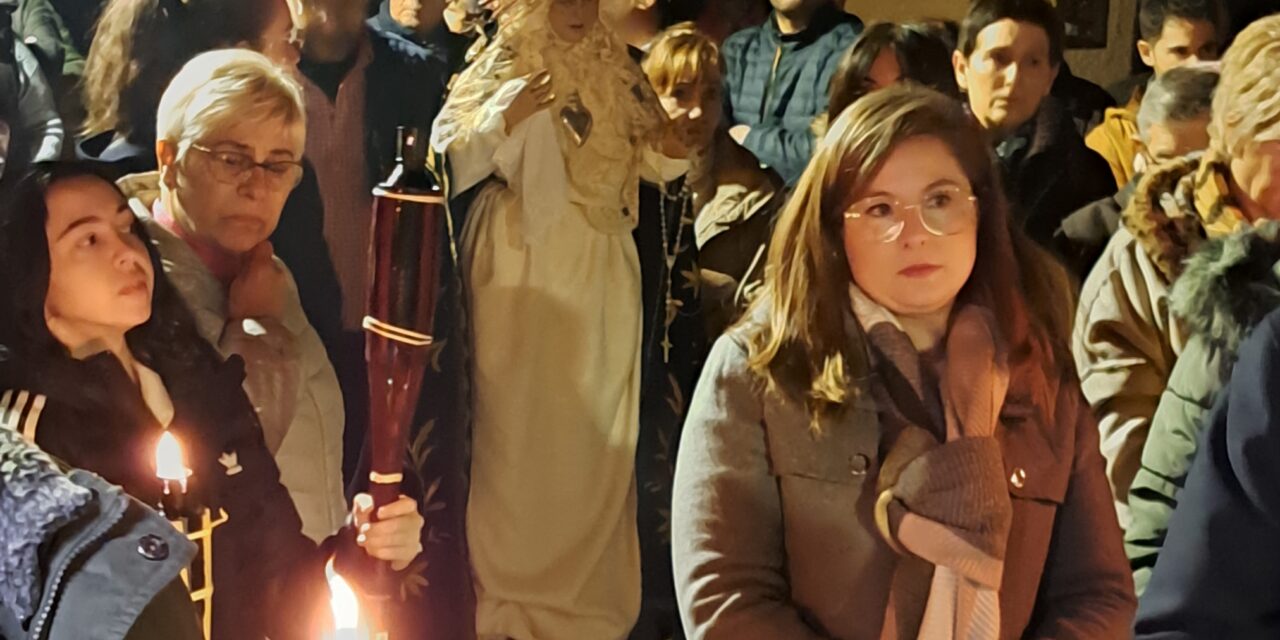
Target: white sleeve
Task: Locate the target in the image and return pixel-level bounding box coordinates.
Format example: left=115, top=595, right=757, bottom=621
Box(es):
left=431, top=77, right=527, bottom=193
left=493, top=108, right=570, bottom=244
left=15, top=42, right=62, bottom=163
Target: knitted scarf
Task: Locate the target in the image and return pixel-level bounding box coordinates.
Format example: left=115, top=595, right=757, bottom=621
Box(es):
left=850, top=286, right=1013, bottom=640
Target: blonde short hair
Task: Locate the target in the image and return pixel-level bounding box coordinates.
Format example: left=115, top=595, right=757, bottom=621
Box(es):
left=1210, top=15, right=1280, bottom=157
left=641, top=22, right=723, bottom=94
left=156, top=49, right=306, bottom=155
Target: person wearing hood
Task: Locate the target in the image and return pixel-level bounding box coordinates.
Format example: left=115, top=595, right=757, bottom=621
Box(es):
left=1124, top=221, right=1280, bottom=595
left=1073, top=14, right=1280, bottom=528
left=0, top=418, right=201, bottom=640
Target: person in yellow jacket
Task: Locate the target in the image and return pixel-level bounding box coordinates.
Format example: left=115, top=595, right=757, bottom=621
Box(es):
left=1085, top=0, right=1224, bottom=188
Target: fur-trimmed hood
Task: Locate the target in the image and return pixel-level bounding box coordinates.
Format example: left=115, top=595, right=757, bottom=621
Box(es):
left=1121, top=152, right=1246, bottom=282
left=1169, top=220, right=1280, bottom=360
left=0, top=427, right=92, bottom=622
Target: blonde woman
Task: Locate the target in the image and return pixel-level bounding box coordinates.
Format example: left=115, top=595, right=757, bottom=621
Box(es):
left=118, top=49, right=343, bottom=542
left=640, top=23, right=781, bottom=338
left=672, top=85, right=1135, bottom=639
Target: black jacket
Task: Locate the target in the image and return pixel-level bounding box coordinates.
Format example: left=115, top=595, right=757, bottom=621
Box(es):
left=1054, top=177, right=1136, bottom=277
left=996, top=96, right=1116, bottom=250
left=1134, top=307, right=1280, bottom=638
left=277, top=25, right=449, bottom=351
left=367, top=0, right=470, bottom=73
left=1051, top=62, right=1116, bottom=136
left=285, top=23, right=451, bottom=435
left=0, top=352, right=347, bottom=640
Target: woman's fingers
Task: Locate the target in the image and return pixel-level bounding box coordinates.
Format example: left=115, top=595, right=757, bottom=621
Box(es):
left=357, top=512, right=424, bottom=569
left=374, top=495, right=418, bottom=520
left=355, top=495, right=423, bottom=553
left=358, top=513, right=423, bottom=543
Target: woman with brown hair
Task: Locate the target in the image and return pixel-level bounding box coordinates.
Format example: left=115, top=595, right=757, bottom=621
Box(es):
left=671, top=84, right=1134, bottom=639
left=77, top=0, right=299, bottom=174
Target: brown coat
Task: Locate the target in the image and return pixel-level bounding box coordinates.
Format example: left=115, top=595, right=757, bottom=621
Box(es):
left=672, top=327, right=1136, bottom=639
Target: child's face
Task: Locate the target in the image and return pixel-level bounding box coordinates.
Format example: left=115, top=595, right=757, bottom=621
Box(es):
left=549, top=0, right=599, bottom=43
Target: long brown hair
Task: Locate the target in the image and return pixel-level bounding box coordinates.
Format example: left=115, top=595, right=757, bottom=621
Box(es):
left=744, top=85, right=1063, bottom=428
left=80, top=0, right=276, bottom=141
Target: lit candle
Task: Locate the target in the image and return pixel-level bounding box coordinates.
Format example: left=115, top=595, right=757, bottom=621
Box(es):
left=325, top=558, right=369, bottom=640
left=155, top=430, right=191, bottom=518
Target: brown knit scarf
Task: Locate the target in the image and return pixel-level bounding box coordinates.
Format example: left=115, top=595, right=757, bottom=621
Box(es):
left=850, top=286, right=1013, bottom=640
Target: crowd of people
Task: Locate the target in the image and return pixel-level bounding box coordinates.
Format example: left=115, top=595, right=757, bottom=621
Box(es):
left=2, top=0, right=1280, bottom=638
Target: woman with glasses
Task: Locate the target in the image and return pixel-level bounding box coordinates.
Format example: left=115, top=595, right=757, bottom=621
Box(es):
left=0, top=157, right=425, bottom=639
left=671, top=85, right=1134, bottom=639
left=116, top=48, right=346, bottom=543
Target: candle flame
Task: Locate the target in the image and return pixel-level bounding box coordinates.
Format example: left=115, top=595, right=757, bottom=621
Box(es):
left=325, top=557, right=360, bottom=631
left=155, top=431, right=190, bottom=489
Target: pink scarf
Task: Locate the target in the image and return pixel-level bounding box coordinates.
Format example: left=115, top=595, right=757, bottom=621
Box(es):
left=850, top=286, right=1012, bottom=640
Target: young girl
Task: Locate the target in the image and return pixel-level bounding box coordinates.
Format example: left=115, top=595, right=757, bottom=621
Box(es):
left=431, top=0, right=685, bottom=636
left=0, top=162, right=424, bottom=640
left=672, top=85, right=1135, bottom=639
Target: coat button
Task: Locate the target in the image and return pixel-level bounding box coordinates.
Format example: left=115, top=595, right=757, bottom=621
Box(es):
left=137, top=534, right=169, bottom=561
left=849, top=454, right=870, bottom=476
left=1010, top=467, right=1027, bottom=489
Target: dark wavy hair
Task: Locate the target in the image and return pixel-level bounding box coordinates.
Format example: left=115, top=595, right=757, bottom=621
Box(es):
left=0, top=161, right=221, bottom=384
left=827, top=21, right=960, bottom=123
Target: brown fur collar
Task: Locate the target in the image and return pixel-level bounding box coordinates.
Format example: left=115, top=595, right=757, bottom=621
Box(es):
left=1120, top=152, right=1243, bottom=281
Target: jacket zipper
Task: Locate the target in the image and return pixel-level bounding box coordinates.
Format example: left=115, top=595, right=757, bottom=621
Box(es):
left=759, top=45, right=784, bottom=124
left=29, top=489, right=129, bottom=640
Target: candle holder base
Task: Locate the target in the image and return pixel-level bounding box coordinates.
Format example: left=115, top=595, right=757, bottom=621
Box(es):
left=168, top=507, right=228, bottom=639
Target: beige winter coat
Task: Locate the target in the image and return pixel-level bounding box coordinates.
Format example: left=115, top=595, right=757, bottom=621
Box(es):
left=1072, top=154, right=1243, bottom=527
left=120, top=173, right=347, bottom=542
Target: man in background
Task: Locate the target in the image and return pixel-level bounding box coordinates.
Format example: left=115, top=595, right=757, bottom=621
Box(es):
left=720, top=0, right=861, bottom=184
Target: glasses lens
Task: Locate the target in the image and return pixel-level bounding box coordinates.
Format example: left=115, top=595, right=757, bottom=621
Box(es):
left=265, top=163, right=304, bottom=190
left=203, top=151, right=252, bottom=185
left=920, top=187, right=976, bottom=236
left=846, top=198, right=904, bottom=243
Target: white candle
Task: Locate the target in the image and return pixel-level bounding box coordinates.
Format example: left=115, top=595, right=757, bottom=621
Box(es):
left=154, top=431, right=191, bottom=517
